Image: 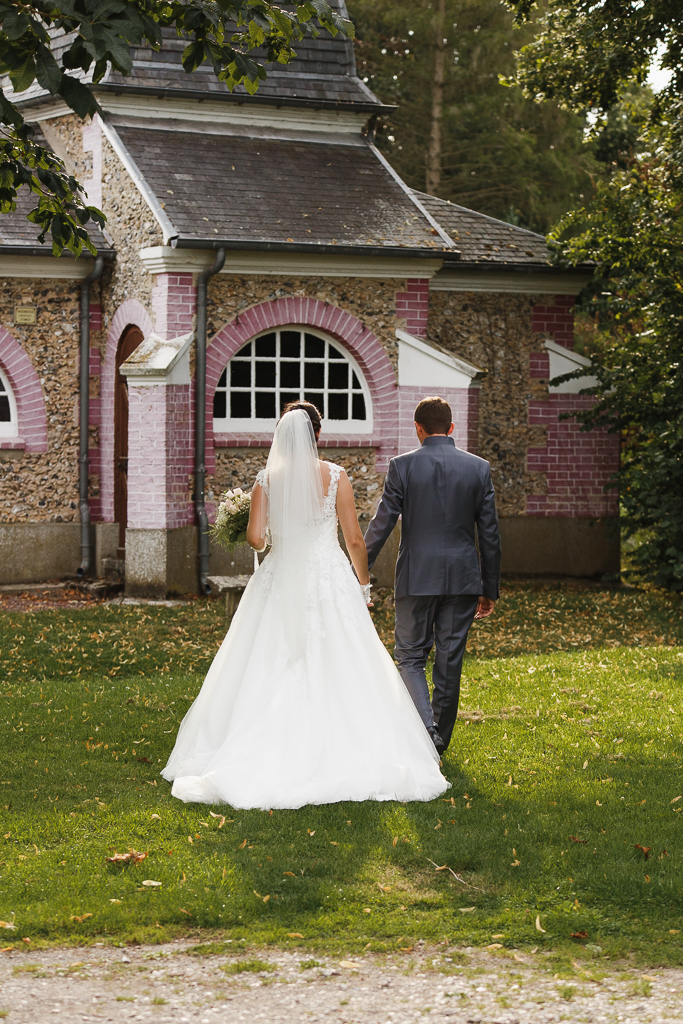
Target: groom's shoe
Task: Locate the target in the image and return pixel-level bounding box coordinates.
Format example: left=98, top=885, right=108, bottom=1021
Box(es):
left=428, top=726, right=446, bottom=756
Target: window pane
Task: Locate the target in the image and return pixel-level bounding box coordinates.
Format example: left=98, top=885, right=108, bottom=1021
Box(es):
left=304, top=362, right=324, bottom=389
left=352, top=393, right=366, bottom=420
left=255, top=361, right=276, bottom=387
left=256, top=333, right=276, bottom=357
left=329, top=345, right=344, bottom=360
left=328, top=362, right=348, bottom=390
left=213, top=391, right=227, bottom=419
left=280, top=392, right=299, bottom=413
left=280, top=362, right=300, bottom=388
left=305, top=392, right=324, bottom=411
left=328, top=393, right=348, bottom=420
left=231, top=392, right=251, bottom=418
left=230, top=361, right=251, bottom=387
left=280, top=331, right=300, bottom=358
left=236, top=342, right=252, bottom=357
left=304, top=334, right=325, bottom=358
left=352, top=371, right=361, bottom=389
left=0, top=395, right=10, bottom=422
left=255, top=391, right=276, bottom=418
left=217, top=367, right=228, bottom=388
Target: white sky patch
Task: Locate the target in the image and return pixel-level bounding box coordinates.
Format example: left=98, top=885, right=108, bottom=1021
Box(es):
left=648, top=41, right=674, bottom=92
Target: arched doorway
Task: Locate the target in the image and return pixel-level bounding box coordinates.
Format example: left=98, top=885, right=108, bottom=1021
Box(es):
left=114, top=325, right=143, bottom=557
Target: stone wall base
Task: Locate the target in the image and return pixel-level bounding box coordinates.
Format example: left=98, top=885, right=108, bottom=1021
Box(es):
left=500, top=516, right=620, bottom=577
left=1, top=516, right=620, bottom=592
left=0, top=522, right=119, bottom=584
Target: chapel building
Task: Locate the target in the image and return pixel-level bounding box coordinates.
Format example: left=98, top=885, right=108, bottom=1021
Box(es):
left=0, top=3, right=619, bottom=596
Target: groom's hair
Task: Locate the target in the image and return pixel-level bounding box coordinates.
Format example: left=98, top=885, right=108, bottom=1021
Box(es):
left=282, top=400, right=322, bottom=438
left=414, top=396, right=452, bottom=435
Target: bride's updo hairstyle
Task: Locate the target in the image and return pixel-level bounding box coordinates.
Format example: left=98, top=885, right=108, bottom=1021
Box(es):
left=281, top=400, right=322, bottom=440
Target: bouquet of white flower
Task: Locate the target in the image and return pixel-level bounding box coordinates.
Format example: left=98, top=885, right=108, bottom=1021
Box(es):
left=209, top=487, right=252, bottom=552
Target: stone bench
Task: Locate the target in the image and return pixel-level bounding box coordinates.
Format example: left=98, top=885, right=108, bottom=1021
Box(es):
left=206, top=575, right=252, bottom=626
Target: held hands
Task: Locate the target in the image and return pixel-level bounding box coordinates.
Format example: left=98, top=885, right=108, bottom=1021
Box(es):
left=360, top=582, right=373, bottom=607
left=474, top=596, right=496, bottom=620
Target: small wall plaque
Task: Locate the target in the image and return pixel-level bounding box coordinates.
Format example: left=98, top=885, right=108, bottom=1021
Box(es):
left=14, top=305, right=37, bottom=325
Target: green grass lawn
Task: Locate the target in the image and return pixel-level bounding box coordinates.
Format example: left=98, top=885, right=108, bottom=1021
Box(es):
left=1, top=583, right=682, bottom=970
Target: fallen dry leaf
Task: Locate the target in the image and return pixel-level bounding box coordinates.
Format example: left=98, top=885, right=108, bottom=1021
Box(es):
left=141, top=880, right=161, bottom=887
left=635, top=844, right=651, bottom=860
left=307, top=829, right=316, bottom=836
left=339, top=960, right=358, bottom=969
left=151, top=814, right=161, bottom=821
left=178, top=908, right=192, bottom=916
left=105, top=849, right=147, bottom=866
left=392, top=836, right=398, bottom=847
left=535, top=915, right=546, bottom=933
left=69, top=913, right=93, bottom=923
left=287, top=932, right=304, bottom=938
left=237, top=839, right=247, bottom=850
left=671, top=796, right=682, bottom=804
left=330, top=841, right=339, bottom=846
left=569, top=836, right=588, bottom=844
left=187, top=836, right=194, bottom=845
left=283, top=871, right=295, bottom=877
left=263, top=895, right=270, bottom=903
left=0, top=919, right=15, bottom=930
left=487, top=943, right=503, bottom=950
left=459, top=907, right=475, bottom=913
left=571, top=930, right=589, bottom=940
left=583, top=760, right=589, bottom=769
left=363, top=908, right=371, bottom=913
left=209, top=811, right=226, bottom=828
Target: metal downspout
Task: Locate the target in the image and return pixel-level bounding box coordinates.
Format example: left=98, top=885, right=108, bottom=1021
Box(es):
left=195, top=249, right=226, bottom=594
left=77, top=257, right=104, bottom=578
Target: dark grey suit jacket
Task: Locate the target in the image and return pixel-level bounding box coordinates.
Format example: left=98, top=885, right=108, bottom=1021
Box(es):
left=364, top=435, right=501, bottom=599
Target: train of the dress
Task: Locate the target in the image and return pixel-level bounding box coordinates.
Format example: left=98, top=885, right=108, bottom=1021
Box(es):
left=161, top=542, right=448, bottom=809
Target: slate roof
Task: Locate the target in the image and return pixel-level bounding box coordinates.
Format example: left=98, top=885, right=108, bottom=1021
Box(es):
left=413, top=190, right=552, bottom=267
left=109, top=120, right=456, bottom=255
left=9, top=1, right=386, bottom=113
left=0, top=129, right=112, bottom=256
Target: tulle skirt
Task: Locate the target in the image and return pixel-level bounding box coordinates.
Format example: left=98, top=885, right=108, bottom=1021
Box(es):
left=161, top=541, right=448, bottom=809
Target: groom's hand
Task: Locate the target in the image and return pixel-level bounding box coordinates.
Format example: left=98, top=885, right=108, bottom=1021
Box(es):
left=474, top=596, right=496, bottom=619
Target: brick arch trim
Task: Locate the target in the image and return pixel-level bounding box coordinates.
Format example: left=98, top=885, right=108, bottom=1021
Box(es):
left=0, top=326, right=48, bottom=452
left=100, top=300, right=153, bottom=522
left=204, top=297, right=399, bottom=470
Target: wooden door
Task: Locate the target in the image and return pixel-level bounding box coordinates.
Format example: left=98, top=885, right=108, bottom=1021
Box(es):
left=114, top=325, right=143, bottom=557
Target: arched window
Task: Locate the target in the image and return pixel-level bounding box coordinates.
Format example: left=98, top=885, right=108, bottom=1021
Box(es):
left=213, top=328, right=372, bottom=432
left=0, top=366, right=18, bottom=438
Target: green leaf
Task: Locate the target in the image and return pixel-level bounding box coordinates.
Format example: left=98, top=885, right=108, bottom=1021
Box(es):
left=34, top=46, right=63, bottom=94
left=59, top=74, right=100, bottom=119
left=8, top=53, right=37, bottom=94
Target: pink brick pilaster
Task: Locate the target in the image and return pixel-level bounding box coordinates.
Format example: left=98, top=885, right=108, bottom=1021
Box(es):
left=527, top=394, right=619, bottom=518
left=532, top=295, right=575, bottom=350
left=152, top=273, right=196, bottom=339
left=396, top=279, right=429, bottom=338
left=397, top=386, right=474, bottom=455
left=125, top=383, right=193, bottom=530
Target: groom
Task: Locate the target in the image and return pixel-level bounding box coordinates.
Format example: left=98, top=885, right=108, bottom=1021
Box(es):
left=365, top=396, right=501, bottom=755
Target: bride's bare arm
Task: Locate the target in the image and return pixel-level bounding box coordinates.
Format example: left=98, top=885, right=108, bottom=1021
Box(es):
left=336, top=470, right=370, bottom=585
left=246, top=482, right=267, bottom=551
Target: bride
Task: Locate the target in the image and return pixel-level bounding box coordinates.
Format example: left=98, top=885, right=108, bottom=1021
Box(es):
left=162, top=402, right=448, bottom=808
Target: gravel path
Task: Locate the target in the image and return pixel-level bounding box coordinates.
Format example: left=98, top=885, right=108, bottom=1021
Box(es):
left=1, top=942, right=681, bottom=1023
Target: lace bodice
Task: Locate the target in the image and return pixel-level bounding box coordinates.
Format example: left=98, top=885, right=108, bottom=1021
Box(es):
left=255, top=461, right=342, bottom=527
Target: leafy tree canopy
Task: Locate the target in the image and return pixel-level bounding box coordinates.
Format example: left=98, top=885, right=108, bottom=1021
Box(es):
left=507, top=0, right=683, bottom=589
left=347, top=0, right=598, bottom=233
left=0, top=1, right=353, bottom=255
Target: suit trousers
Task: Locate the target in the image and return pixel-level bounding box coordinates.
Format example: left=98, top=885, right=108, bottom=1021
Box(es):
left=394, top=594, right=478, bottom=750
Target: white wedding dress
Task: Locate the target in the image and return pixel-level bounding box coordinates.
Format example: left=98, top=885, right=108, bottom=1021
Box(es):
left=162, top=411, right=448, bottom=809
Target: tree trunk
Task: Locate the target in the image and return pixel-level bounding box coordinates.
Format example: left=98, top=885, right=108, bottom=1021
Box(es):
left=426, top=0, right=446, bottom=195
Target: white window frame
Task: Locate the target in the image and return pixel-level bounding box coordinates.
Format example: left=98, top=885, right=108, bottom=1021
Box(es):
left=213, top=326, right=374, bottom=434
left=0, top=366, right=18, bottom=438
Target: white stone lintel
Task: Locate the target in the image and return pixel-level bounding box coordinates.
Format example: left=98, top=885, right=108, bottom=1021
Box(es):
left=396, top=328, right=485, bottom=389
left=120, top=330, right=194, bottom=386
left=545, top=338, right=597, bottom=394
left=138, top=245, right=443, bottom=280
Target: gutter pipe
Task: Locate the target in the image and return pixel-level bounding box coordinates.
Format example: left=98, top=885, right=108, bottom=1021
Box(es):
left=195, top=247, right=226, bottom=595
left=77, top=256, right=104, bottom=578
